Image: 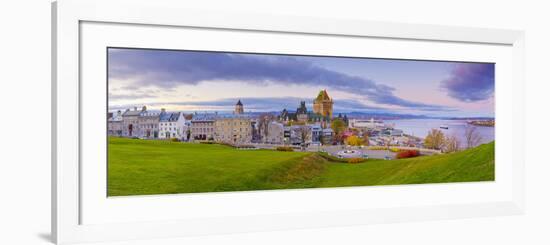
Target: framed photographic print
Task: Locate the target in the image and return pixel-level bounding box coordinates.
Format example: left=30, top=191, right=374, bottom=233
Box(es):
left=52, top=0, right=525, bottom=244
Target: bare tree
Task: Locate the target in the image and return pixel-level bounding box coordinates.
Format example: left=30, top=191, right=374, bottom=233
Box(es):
left=295, top=125, right=311, bottom=145
left=258, top=113, right=275, bottom=143
left=444, top=134, right=461, bottom=153
left=464, top=124, right=482, bottom=148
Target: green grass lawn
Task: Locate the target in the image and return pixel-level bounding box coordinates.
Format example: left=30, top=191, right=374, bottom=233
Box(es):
left=108, top=137, right=494, bottom=196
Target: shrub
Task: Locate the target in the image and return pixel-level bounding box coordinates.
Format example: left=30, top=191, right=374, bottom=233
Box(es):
left=396, top=150, right=420, bottom=159
left=389, top=147, right=401, bottom=152
left=199, top=141, right=214, bottom=144
left=347, top=158, right=364, bottom=164
left=276, top=146, right=294, bottom=152
left=217, top=142, right=236, bottom=147
left=368, top=146, right=387, bottom=150
left=170, top=138, right=180, bottom=142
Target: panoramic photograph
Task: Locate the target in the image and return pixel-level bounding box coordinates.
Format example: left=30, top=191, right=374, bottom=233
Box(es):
left=107, top=47, right=495, bottom=196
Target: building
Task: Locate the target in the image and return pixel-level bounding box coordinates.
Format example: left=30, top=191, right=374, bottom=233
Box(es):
left=265, top=121, right=284, bottom=144
left=313, top=89, right=334, bottom=119
left=122, top=106, right=144, bottom=137
left=279, top=101, right=330, bottom=125
left=310, top=124, right=322, bottom=143
left=321, top=128, right=334, bottom=144
left=108, top=110, right=123, bottom=136
left=296, top=101, right=309, bottom=122
left=283, top=126, right=291, bottom=145
left=279, top=108, right=295, bottom=123
left=383, top=128, right=404, bottom=137
left=213, top=115, right=253, bottom=144
left=190, top=113, right=217, bottom=140
left=235, top=100, right=244, bottom=114
left=138, top=108, right=161, bottom=139
left=159, top=109, right=187, bottom=139
left=349, top=118, right=385, bottom=129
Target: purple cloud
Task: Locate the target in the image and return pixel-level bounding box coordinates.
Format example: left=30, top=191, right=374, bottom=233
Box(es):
left=109, top=97, right=388, bottom=113
left=440, top=63, right=495, bottom=102
left=108, top=48, right=452, bottom=111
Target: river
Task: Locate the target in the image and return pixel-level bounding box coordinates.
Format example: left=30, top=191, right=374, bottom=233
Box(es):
left=384, top=119, right=495, bottom=147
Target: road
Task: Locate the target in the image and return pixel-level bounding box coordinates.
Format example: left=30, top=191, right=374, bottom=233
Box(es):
left=305, top=145, right=397, bottom=159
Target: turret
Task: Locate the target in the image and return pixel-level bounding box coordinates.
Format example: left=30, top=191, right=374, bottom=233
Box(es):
left=235, top=100, right=244, bottom=114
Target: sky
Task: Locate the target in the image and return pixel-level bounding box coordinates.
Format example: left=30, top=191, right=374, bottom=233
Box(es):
left=108, top=48, right=495, bottom=117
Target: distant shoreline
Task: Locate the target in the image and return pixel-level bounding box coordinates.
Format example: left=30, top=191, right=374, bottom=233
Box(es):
left=467, top=120, right=495, bottom=127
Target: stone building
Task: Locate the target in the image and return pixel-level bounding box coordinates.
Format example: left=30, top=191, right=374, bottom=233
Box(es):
left=108, top=110, right=123, bottom=136
left=138, top=107, right=161, bottom=139
left=296, top=101, right=308, bottom=123
left=313, top=89, right=334, bottom=119
left=213, top=116, right=253, bottom=144
left=122, top=106, right=144, bottom=137
left=190, top=113, right=217, bottom=140
left=279, top=100, right=330, bottom=125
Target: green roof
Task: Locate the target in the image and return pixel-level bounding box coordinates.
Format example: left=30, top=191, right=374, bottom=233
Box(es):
left=315, top=90, right=330, bottom=101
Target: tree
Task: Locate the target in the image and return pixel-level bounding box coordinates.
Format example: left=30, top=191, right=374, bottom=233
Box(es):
left=185, top=128, right=191, bottom=141
left=345, top=135, right=363, bottom=146
left=424, top=128, right=445, bottom=150
left=464, top=124, right=482, bottom=148
left=362, top=132, right=370, bottom=146
left=289, top=120, right=305, bottom=126
left=258, top=113, right=276, bottom=142
left=331, top=118, right=347, bottom=144
left=295, top=125, right=311, bottom=145
left=444, top=134, right=461, bottom=153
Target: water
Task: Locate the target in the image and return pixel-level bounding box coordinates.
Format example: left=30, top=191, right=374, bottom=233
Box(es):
left=385, top=119, right=494, bottom=147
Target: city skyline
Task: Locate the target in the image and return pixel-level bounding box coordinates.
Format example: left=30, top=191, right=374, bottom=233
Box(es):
left=108, top=48, right=495, bottom=117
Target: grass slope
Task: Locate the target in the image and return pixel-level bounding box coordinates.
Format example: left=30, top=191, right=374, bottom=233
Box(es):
left=108, top=137, right=310, bottom=196
left=108, top=137, right=494, bottom=196
left=319, top=141, right=495, bottom=188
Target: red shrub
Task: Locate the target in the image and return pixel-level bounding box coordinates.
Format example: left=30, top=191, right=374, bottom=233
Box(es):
left=347, top=158, right=364, bottom=164
left=396, top=150, right=420, bottom=159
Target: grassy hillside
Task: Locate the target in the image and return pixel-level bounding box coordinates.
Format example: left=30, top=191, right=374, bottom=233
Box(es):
left=319, top=141, right=495, bottom=188
left=108, top=137, right=494, bottom=196
left=108, top=137, right=310, bottom=196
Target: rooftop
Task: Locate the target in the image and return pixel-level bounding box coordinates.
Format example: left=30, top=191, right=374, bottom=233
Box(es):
left=315, top=89, right=331, bottom=101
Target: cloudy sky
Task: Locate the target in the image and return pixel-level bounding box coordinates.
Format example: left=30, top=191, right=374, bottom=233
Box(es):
left=108, top=48, right=495, bottom=117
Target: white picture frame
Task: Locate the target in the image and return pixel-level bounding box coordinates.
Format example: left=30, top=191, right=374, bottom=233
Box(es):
left=52, top=0, right=525, bottom=244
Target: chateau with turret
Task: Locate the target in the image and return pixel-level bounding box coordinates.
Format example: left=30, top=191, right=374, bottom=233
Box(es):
left=110, top=90, right=341, bottom=145
left=313, top=89, right=334, bottom=118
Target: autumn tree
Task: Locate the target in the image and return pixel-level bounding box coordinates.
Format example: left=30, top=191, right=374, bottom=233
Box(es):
left=345, top=135, right=363, bottom=146
left=362, top=132, right=370, bottom=146
left=464, top=124, right=482, bottom=148
left=424, top=128, right=445, bottom=150
left=331, top=118, right=347, bottom=144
